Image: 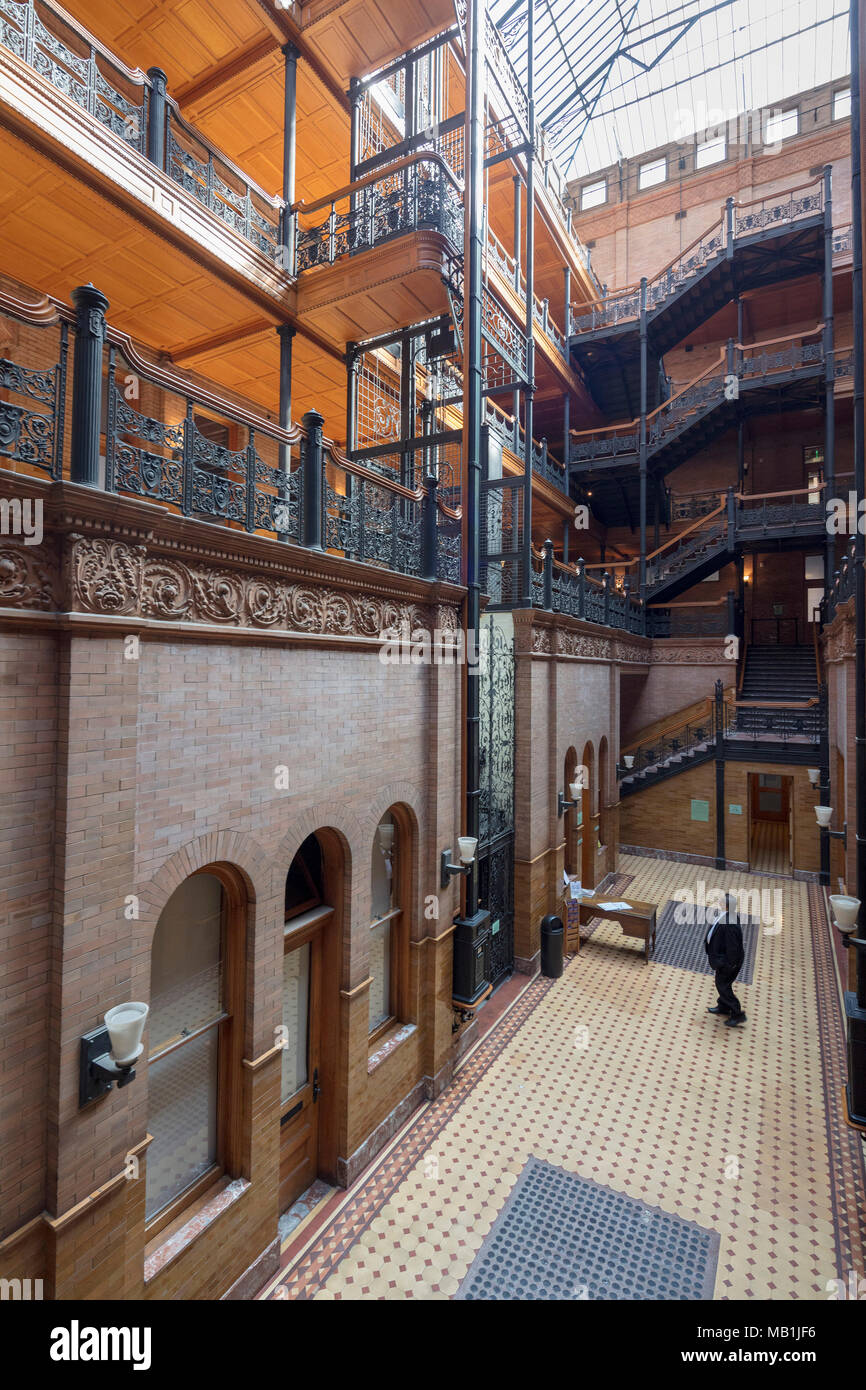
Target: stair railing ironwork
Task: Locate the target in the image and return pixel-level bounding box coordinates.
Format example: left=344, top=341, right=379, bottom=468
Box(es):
left=822, top=537, right=857, bottom=626
left=619, top=711, right=717, bottom=782
left=570, top=327, right=828, bottom=467
left=0, top=0, right=285, bottom=263
left=570, top=175, right=825, bottom=336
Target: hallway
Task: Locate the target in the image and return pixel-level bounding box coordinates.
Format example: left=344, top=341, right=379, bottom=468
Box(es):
left=259, top=855, right=865, bottom=1301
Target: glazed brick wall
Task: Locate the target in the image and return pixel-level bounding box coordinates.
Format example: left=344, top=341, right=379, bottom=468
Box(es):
left=0, top=621, right=462, bottom=1298
left=0, top=632, right=57, bottom=1240
left=620, top=648, right=733, bottom=743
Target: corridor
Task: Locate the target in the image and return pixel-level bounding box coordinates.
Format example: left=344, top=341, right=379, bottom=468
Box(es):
left=259, top=856, right=865, bottom=1301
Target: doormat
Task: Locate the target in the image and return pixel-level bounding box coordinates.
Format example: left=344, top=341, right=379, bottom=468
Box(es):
left=654, top=900, right=760, bottom=983
left=456, top=1156, right=719, bottom=1300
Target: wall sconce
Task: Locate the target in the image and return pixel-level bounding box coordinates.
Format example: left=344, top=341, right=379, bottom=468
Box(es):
left=808, top=768, right=820, bottom=787
left=815, top=804, right=847, bottom=846
left=441, top=837, right=478, bottom=888
left=79, top=1002, right=149, bottom=1107
left=558, top=781, right=581, bottom=817
left=829, top=894, right=861, bottom=935
left=617, top=755, right=635, bottom=776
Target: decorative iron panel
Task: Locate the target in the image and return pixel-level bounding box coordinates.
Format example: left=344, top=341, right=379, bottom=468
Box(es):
left=478, top=615, right=515, bottom=986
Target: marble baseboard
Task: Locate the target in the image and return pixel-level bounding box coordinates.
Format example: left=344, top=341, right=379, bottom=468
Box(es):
left=337, top=1079, right=426, bottom=1188
left=222, top=1235, right=280, bottom=1301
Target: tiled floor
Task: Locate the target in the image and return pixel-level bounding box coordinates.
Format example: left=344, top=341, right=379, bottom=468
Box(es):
left=750, top=820, right=791, bottom=876
left=259, top=854, right=866, bottom=1301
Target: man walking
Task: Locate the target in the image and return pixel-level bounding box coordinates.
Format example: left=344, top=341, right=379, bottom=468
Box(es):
left=705, top=892, right=746, bottom=1028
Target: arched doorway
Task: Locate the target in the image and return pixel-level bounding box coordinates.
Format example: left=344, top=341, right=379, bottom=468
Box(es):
left=581, top=741, right=596, bottom=890
left=280, top=829, right=343, bottom=1211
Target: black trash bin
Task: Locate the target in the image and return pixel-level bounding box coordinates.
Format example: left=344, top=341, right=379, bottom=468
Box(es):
left=540, top=913, right=564, bottom=978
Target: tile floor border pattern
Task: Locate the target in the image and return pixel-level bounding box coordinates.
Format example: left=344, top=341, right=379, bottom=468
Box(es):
left=264, top=970, right=564, bottom=1298
left=807, top=881, right=866, bottom=1281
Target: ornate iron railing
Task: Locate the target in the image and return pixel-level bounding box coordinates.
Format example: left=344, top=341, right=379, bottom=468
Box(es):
left=0, top=289, right=461, bottom=585
left=571, top=331, right=828, bottom=466
left=534, top=547, right=646, bottom=634
left=646, top=520, right=728, bottom=592
left=483, top=399, right=567, bottom=494
left=722, top=701, right=823, bottom=744
left=0, top=0, right=284, bottom=264
left=822, top=538, right=857, bottom=626
left=294, top=154, right=463, bottom=275
left=620, top=712, right=716, bottom=781
left=0, top=325, right=68, bottom=478
left=645, top=602, right=730, bottom=638
left=571, top=177, right=825, bottom=335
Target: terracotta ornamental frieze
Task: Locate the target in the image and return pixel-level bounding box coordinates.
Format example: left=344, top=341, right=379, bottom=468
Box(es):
left=0, top=534, right=455, bottom=642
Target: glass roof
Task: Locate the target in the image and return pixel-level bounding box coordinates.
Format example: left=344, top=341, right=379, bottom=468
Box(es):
left=489, top=0, right=852, bottom=179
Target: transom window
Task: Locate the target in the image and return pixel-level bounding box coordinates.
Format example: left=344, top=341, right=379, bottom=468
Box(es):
left=696, top=136, right=726, bottom=169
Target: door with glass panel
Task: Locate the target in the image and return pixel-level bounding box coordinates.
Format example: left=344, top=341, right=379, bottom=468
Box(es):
left=280, top=835, right=327, bottom=1212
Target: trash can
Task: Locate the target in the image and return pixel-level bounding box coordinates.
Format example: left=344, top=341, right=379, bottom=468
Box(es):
left=540, top=914, right=564, bottom=978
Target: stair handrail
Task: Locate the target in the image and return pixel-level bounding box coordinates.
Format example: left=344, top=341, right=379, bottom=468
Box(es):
left=621, top=685, right=735, bottom=759
left=570, top=174, right=824, bottom=331
left=584, top=496, right=727, bottom=575
left=291, top=148, right=463, bottom=216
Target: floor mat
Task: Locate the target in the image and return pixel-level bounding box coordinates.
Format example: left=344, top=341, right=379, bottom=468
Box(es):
left=654, top=899, right=761, bottom=983
left=456, top=1155, right=720, bottom=1301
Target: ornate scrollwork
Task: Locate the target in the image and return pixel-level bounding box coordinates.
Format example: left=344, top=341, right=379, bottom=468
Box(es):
left=71, top=538, right=144, bottom=615
left=0, top=545, right=56, bottom=609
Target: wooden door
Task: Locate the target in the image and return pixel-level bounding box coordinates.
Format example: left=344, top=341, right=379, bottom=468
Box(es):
left=279, top=918, right=326, bottom=1212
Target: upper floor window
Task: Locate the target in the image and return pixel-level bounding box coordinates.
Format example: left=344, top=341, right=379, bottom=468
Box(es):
left=580, top=178, right=606, bottom=210
left=638, top=157, right=666, bottom=191
left=146, top=869, right=245, bottom=1232
left=833, top=88, right=852, bottom=121
left=696, top=136, right=726, bottom=169
left=764, top=108, right=798, bottom=145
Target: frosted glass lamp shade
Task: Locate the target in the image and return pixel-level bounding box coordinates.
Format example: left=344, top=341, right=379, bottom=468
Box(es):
left=829, top=895, right=861, bottom=932
left=814, top=805, right=833, bottom=828
left=105, top=1002, right=149, bottom=1066
left=457, top=837, right=478, bottom=864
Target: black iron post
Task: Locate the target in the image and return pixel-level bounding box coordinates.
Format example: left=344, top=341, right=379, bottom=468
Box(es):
left=543, top=538, right=553, bottom=610
left=845, top=0, right=866, bottom=1124
left=513, top=174, right=522, bottom=291
left=638, top=275, right=648, bottom=602
left=70, top=284, right=109, bottom=487
left=146, top=68, right=168, bottom=169
left=521, top=0, right=536, bottom=604
left=451, top=0, right=490, bottom=1009
left=714, top=679, right=726, bottom=869
left=822, top=165, right=837, bottom=599
left=281, top=43, right=300, bottom=272
left=422, top=473, right=438, bottom=581
left=301, top=408, right=324, bottom=550
left=276, top=324, right=295, bottom=542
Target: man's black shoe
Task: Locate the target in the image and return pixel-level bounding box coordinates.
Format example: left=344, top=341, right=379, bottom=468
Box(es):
left=723, top=1013, right=747, bottom=1027
left=707, top=1006, right=729, bottom=1015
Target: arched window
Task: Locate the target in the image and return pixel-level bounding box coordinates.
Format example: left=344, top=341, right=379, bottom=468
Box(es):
left=369, top=809, right=409, bottom=1041
left=145, top=867, right=245, bottom=1232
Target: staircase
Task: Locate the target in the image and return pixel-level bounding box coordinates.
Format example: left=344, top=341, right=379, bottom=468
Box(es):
left=569, top=178, right=826, bottom=417
left=645, top=516, right=731, bottom=603
left=739, top=646, right=819, bottom=703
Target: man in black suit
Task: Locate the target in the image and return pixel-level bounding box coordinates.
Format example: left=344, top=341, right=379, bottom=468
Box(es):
left=704, top=893, right=746, bottom=1027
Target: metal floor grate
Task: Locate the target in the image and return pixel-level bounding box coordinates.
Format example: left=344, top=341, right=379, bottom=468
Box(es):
left=456, top=1156, right=719, bottom=1300
left=653, top=900, right=760, bottom=983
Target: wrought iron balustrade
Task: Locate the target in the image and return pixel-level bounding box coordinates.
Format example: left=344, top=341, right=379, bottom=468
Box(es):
left=166, top=120, right=282, bottom=263
left=645, top=603, right=729, bottom=639
left=482, top=399, right=566, bottom=495
left=620, top=713, right=716, bottom=781
left=0, top=289, right=461, bottom=587
left=294, top=155, right=463, bottom=275
left=646, top=520, right=727, bottom=591
left=0, top=323, right=68, bottom=478
left=0, top=0, right=284, bottom=263
left=722, top=701, right=823, bottom=744
left=534, top=547, right=646, bottom=634
left=570, top=177, right=826, bottom=337
left=669, top=490, right=723, bottom=524
left=822, top=539, right=857, bottom=626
